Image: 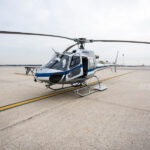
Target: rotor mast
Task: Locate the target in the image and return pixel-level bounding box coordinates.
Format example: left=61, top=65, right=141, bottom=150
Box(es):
left=74, top=38, right=92, bottom=49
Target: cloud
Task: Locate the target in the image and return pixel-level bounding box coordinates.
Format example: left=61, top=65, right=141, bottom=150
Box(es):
left=0, top=0, right=150, bottom=65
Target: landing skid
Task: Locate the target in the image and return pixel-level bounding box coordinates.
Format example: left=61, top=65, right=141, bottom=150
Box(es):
left=74, top=75, right=107, bottom=97
left=74, top=83, right=107, bottom=97
left=45, top=75, right=107, bottom=97
left=45, top=83, right=73, bottom=91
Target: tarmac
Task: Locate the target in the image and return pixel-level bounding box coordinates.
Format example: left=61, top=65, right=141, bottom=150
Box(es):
left=0, top=67, right=150, bottom=150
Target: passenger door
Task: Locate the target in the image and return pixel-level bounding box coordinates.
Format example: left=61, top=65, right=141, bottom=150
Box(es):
left=66, top=54, right=83, bottom=81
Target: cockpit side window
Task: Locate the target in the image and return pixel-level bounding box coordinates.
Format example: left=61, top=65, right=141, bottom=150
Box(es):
left=70, top=56, right=80, bottom=68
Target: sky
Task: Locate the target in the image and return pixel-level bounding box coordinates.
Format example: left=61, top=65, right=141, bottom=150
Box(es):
left=0, top=0, right=150, bottom=65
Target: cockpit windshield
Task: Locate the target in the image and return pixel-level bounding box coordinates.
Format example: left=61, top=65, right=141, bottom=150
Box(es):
left=44, top=54, right=69, bottom=71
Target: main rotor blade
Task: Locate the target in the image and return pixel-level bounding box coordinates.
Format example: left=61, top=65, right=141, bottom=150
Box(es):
left=1, top=31, right=150, bottom=45
left=0, top=31, right=74, bottom=41
left=92, top=40, right=150, bottom=44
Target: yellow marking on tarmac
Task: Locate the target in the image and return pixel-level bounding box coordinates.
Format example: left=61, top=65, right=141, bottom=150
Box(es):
left=90, top=71, right=135, bottom=85
left=0, top=71, right=135, bottom=112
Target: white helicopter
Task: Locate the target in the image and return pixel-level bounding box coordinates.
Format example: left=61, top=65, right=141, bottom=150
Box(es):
left=1, top=31, right=150, bottom=96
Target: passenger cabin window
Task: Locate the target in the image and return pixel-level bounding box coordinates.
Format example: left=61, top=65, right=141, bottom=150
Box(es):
left=70, top=56, right=80, bottom=68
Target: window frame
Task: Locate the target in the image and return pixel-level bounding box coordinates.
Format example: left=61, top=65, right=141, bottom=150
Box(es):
left=70, top=55, right=81, bottom=68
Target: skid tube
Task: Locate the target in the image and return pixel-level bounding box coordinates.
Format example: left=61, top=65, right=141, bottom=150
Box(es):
left=74, top=75, right=107, bottom=97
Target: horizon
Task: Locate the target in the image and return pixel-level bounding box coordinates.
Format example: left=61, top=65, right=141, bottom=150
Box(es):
left=1, top=0, right=150, bottom=65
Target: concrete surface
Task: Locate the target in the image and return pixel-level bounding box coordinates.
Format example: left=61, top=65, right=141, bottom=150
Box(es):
left=0, top=67, right=150, bottom=150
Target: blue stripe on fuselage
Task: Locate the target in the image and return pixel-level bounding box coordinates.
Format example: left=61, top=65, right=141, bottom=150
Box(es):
left=88, top=65, right=109, bottom=72
left=35, top=64, right=83, bottom=77
left=35, top=65, right=108, bottom=77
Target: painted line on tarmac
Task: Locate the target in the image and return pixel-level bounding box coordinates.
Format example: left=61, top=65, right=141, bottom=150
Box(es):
left=0, top=71, right=135, bottom=112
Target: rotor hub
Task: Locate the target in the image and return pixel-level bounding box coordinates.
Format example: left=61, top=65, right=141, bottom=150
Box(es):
left=74, top=38, right=86, bottom=43
left=74, top=38, right=93, bottom=49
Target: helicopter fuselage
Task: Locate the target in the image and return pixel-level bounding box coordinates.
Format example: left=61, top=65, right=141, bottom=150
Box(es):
left=35, top=49, right=111, bottom=85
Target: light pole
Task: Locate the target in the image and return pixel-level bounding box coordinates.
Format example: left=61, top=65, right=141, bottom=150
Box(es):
left=122, top=53, right=125, bottom=66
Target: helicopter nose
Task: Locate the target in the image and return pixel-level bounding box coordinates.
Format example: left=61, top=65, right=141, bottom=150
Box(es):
left=35, top=68, right=64, bottom=83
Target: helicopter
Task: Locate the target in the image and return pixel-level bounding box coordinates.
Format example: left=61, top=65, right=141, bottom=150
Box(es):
left=1, top=31, right=150, bottom=96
